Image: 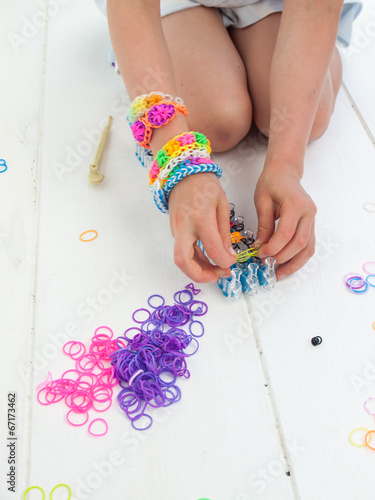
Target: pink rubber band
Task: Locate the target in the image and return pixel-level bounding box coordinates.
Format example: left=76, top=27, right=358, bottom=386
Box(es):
left=363, top=262, right=375, bottom=275
left=88, top=418, right=108, bottom=437
left=36, top=371, right=52, bottom=392
left=94, top=326, right=114, bottom=339
left=63, top=341, right=86, bottom=360
left=364, top=397, right=375, bottom=415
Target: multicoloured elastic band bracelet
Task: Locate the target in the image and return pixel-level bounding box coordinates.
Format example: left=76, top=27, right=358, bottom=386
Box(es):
left=149, top=131, right=211, bottom=184
left=128, top=92, right=184, bottom=125
left=130, top=101, right=188, bottom=148
left=152, top=161, right=222, bottom=213
left=149, top=131, right=220, bottom=213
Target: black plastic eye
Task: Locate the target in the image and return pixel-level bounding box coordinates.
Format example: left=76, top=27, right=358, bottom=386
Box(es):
left=311, top=336, right=322, bottom=346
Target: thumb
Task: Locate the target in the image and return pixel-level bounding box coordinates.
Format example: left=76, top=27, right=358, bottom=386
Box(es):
left=217, top=199, right=238, bottom=262
left=255, top=198, right=275, bottom=255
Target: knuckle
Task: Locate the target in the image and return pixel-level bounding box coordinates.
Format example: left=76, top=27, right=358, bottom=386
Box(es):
left=296, top=234, right=309, bottom=249
left=173, top=251, right=185, bottom=270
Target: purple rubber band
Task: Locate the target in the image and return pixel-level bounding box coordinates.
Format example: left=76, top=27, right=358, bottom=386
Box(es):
left=189, top=320, right=205, bottom=338
left=132, top=308, right=151, bottom=324
left=147, top=294, right=165, bottom=309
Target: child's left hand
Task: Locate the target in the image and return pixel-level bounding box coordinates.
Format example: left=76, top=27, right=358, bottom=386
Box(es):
left=254, top=162, right=317, bottom=279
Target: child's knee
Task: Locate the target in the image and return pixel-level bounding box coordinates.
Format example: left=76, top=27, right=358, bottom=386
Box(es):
left=309, top=102, right=332, bottom=141
left=193, top=98, right=252, bottom=152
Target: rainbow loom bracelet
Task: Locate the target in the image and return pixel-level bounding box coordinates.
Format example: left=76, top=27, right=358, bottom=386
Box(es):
left=150, top=132, right=221, bottom=213
left=131, top=101, right=188, bottom=148
left=149, top=131, right=212, bottom=183
left=128, top=92, right=184, bottom=125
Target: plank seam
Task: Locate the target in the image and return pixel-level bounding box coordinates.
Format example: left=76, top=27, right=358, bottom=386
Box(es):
left=245, top=296, right=301, bottom=500
left=341, top=81, right=375, bottom=147
left=25, top=1, right=50, bottom=488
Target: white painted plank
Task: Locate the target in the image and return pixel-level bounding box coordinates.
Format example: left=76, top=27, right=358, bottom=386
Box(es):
left=0, top=2, right=47, bottom=499
left=28, top=1, right=293, bottom=499
left=223, top=90, right=375, bottom=499
left=340, top=0, right=375, bottom=140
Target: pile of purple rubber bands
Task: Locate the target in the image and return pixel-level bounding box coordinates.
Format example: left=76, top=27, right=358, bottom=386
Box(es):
left=110, top=283, right=208, bottom=430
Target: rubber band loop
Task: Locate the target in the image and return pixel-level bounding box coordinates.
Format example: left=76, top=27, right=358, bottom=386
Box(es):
left=173, top=289, right=193, bottom=305
left=363, top=262, right=375, bottom=275
left=147, top=294, right=165, bottom=309
left=36, top=371, right=52, bottom=392
left=348, top=427, right=369, bottom=447
left=372, top=321, right=375, bottom=331
left=0, top=159, right=8, bottom=173
left=189, top=320, right=205, bottom=338
left=363, top=203, right=375, bottom=213
left=365, top=430, right=375, bottom=451
left=366, top=274, right=375, bottom=287
left=185, top=283, right=201, bottom=295
left=364, top=397, right=375, bottom=415
left=132, top=308, right=151, bottom=323
left=129, top=369, right=144, bottom=387
left=79, top=230, right=98, bottom=242
left=88, top=418, right=108, bottom=437
left=23, top=486, right=46, bottom=499
left=131, top=413, right=153, bottom=431
left=50, top=484, right=72, bottom=500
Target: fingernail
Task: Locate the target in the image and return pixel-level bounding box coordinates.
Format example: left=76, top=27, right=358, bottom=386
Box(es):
left=258, top=251, right=265, bottom=259
left=210, top=278, right=218, bottom=283
left=227, top=246, right=237, bottom=257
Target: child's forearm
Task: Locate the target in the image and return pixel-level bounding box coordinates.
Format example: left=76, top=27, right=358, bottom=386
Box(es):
left=107, top=0, right=189, bottom=152
left=265, top=0, right=343, bottom=174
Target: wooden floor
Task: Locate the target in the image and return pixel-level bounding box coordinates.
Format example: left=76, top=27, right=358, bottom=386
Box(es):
left=1, top=1, right=375, bottom=499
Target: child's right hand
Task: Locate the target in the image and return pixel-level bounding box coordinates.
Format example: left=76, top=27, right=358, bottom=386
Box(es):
left=168, top=172, right=237, bottom=283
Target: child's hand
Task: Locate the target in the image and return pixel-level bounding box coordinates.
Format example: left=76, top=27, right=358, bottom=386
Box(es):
left=254, top=164, right=317, bottom=279
left=168, top=172, right=237, bottom=283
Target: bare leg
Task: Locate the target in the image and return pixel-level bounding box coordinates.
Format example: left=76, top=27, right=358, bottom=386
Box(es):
left=229, top=12, right=342, bottom=141
left=162, top=7, right=252, bottom=152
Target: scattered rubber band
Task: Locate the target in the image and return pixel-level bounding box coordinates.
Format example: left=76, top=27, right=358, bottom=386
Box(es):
left=79, top=230, right=98, bottom=242
left=365, top=430, right=375, bottom=451
left=366, top=275, right=375, bottom=287
left=348, top=427, right=370, bottom=447
left=50, top=484, right=72, bottom=500
left=363, top=203, right=375, bottom=213
left=363, top=262, right=375, bottom=275
left=23, top=486, right=46, bottom=499
left=36, top=371, right=52, bottom=392
left=364, top=397, right=375, bottom=416
left=0, top=159, right=7, bottom=173
left=88, top=418, right=108, bottom=437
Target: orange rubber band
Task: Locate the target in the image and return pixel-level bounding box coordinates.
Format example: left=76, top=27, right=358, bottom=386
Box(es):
left=230, top=231, right=243, bottom=244
left=348, top=427, right=370, bottom=447
left=365, top=430, right=375, bottom=450
left=79, top=230, right=98, bottom=242
left=372, top=321, right=375, bottom=330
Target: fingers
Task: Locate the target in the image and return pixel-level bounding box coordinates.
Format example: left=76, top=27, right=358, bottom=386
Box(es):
left=258, top=202, right=300, bottom=258
left=174, top=237, right=231, bottom=283
left=255, top=195, right=275, bottom=246
left=276, top=223, right=316, bottom=279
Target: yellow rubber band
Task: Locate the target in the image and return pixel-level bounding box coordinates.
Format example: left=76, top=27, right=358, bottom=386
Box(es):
left=236, top=248, right=259, bottom=263
left=50, top=483, right=72, bottom=499
left=79, top=230, right=98, bottom=242
left=23, top=486, right=46, bottom=499
left=348, top=427, right=370, bottom=447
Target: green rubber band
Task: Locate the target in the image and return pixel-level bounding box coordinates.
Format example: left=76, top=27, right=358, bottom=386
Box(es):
left=23, top=486, right=46, bottom=499
left=50, top=484, right=72, bottom=499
